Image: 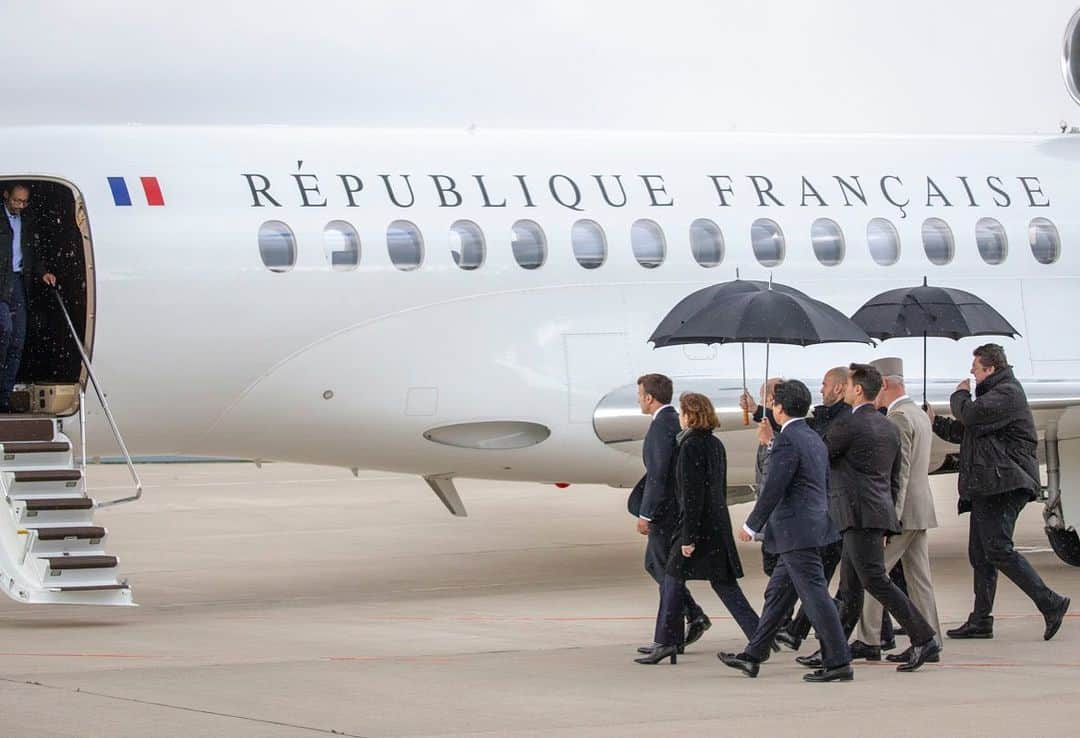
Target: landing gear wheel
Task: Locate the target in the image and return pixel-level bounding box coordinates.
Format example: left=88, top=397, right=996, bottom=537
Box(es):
left=1045, top=527, right=1080, bottom=567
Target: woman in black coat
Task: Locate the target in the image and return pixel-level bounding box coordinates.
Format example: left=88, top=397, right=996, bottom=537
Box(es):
left=636, top=392, right=760, bottom=665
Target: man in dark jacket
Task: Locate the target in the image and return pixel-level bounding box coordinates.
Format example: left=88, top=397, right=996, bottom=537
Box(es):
left=930, top=344, right=1070, bottom=641
left=632, top=374, right=710, bottom=654
left=823, top=363, right=940, bottom=672
left=0, top=183, right=57, bottom=411
left=719, top=379, right=852, bottom=682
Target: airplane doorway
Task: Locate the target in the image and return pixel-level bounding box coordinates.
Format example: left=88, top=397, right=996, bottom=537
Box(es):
left=0, top=178, right=94, bottom=416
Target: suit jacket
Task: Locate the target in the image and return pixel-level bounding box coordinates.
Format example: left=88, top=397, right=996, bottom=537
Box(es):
left=0, top=208, right=45, bottom=303
left=636, top=406, right=681, bottom=524
left=887, top=397, right=938, bottom=530
left=745, top=419, right=839, bottom=554
left=826, top=403, right=903, bottom=534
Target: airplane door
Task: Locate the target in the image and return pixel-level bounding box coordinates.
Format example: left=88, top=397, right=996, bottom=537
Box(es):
left=564, top=333, right=630, bottom=424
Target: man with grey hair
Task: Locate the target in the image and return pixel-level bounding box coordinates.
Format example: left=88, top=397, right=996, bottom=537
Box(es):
left=853, top=358, right=942, bottom=662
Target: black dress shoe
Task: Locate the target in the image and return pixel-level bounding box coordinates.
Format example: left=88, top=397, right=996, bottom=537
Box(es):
left=880, top=638, right=896, bottom=652
left=803, top=664, right=854, bottom=682
left=796, top=649, right=822, bottom=669
left=717, top=651, right=759, bottom=678
left=637, top=642, right=685, bottom=655
left=775, top=630, right=802, bottom=651
left=1044, top=596, right=1070, bottom=641
left=849, top=640, right=882, bottom=661
left=685, top=614, right=712, bottom=646
left=896, top=637, right=941, bottom=672
left=946, top=618, right=993, bottom=639
left=886, top=646, right=939, bottom=664
left=634, top=644, right=678, bottom=665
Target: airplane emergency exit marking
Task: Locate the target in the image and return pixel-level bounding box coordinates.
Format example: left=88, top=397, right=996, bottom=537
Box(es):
left=108, top=176, right=165, bottom=207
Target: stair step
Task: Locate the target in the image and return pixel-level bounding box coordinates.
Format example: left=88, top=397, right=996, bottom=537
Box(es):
left=0, top=418, right=54, bottom=443
left=55, top=584, right=130, bottom=592
left=34, top=526, right=105, bottom=541
left=14, top=470, right=81, bottom=483
left=44, top=555, right=117, bottom=570
left=24, top=498, right=93, bottom=511
left=2, top=441, right=70, bottom=455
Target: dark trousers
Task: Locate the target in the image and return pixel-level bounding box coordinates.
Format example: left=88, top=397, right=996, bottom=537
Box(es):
left=785, top=538, right=843, bottom=640
left=0, top=277, right=26, bottom=408
left=836, top=528, right=935, bottom=646
left=746, top=548, right=849, bottom=670
left=645, top=523, right=704, bottom=622
left=654, top=575, right=760, bottom=646
left=969, top=490, right=1060, bottom=619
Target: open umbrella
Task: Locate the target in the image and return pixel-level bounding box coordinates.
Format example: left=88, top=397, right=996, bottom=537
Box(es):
left=850, top=277, right=1021, bottom=405
left=650, top=276, right=874, bottom=423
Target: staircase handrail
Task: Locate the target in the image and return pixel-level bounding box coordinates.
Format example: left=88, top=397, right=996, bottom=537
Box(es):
left=52, top=289, right=142, bottom=507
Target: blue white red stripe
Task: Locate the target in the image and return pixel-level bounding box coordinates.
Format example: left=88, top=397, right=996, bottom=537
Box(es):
left=108, top=176, right=165, bottom=206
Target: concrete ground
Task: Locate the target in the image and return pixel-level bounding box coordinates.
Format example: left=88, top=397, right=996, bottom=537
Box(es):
left=0, top=463, right=1077, bottom=738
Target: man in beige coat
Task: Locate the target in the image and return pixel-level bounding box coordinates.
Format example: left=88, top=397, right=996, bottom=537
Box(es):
left=854, top=358, right=942, bottom=662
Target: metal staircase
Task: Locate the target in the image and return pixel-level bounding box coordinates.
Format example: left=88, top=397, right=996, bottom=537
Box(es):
left=0, top=416, right=133, bottom=605
left=0, top=289, right=141, bottom=606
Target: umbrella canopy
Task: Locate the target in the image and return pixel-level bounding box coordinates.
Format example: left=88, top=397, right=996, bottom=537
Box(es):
left=650, top=279, right=875, bottom=348
left=850, top=278, right=1020, bottom=405
left=850, top=280, right=1020, bottom=341
left=650, top=278, right=874, bottom=425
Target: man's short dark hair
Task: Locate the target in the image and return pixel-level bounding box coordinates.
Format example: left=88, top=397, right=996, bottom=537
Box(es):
left=637, top=373, right=673, bottom=404
left=848, top=362, right=883, bottom=401
left=973, top=343, right=1008, bottom=371
left=772, top=379, right=812, bottom=418
left=2, top=181, right=30, bottom=197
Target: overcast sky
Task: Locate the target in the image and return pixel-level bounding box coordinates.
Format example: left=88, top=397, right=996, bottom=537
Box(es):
left=3, top=1, right=1079, bottom=133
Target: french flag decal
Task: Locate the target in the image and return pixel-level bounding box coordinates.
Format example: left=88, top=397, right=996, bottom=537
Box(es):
left=108, top=176, right=165, bottom=206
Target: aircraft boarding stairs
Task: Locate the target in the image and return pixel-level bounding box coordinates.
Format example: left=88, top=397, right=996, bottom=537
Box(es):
left=0, top=415, right=133, bottom=605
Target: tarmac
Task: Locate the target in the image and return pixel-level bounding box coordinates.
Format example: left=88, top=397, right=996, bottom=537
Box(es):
left=1, top=462, right=1078, bottom=738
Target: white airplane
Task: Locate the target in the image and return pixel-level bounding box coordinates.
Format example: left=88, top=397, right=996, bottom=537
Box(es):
left=0, top=8, right=1078, bottom=606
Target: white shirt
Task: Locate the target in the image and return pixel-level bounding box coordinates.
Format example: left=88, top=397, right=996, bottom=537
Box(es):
left=743, top=417, right=804, bottom=538
left=887, top=394, right=910, bottom=414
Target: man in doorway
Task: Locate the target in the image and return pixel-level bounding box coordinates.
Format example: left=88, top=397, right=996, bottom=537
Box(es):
left=929, top=344, right=1070, bottom=640
left=0, top=183, right=58, bottom=412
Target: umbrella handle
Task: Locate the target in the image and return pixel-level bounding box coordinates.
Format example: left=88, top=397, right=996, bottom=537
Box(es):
left=742, top=406, right=750, bottom=426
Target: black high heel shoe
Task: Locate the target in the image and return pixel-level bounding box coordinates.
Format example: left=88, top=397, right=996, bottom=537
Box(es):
left=634, top=644, right=679, bottom=664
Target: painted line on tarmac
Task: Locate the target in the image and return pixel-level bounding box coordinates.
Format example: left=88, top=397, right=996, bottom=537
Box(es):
left=0, top=677, right=368, bottom=737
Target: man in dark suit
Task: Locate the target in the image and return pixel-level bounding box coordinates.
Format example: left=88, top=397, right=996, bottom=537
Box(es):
left=0, top=183, right=57, bottom=411
left=633, top=374, right=710, bottom=654
left=822, top=363, right=940, bottom=672
left=718, top=379, right=852, bottom=683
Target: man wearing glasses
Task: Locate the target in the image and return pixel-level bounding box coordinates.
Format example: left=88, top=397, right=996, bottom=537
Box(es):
left=0, top=183, right=57, bottom=412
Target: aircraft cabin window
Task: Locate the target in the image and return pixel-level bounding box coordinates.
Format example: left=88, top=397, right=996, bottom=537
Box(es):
left=811, top=218, right=845, bottom=266
left=257, top=220, right=297, bottom=273
left=631, top=219, right=666, bottom=269
left=689, top=218, right=724, bottom=267
left=450, top=220, right=485, bottom=270
left=867, top=218, right=900, bottom=266
left=1029, top=217, right=1061, bottom=265
left=387, top=220, right=424, bottom=271
left=511, top=220, right=547, bottom=269
left=751, top=218, right=785, bottom=267
left=975, top=218, right=1007, bottom=265
left=571, top=219, right=606, bottom=269
left=323, top=220, right=360, bottom=271
left=921, top=217, right=954, bottom=266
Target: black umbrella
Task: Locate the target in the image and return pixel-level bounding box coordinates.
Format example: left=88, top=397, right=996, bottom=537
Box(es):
left=650, top=277, right=874, bottom=423
left=850, top=277, right=1021, bottom=405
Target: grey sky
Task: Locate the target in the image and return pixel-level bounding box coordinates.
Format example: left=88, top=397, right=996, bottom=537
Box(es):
left=3, top=1, right=1079, bottom=133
